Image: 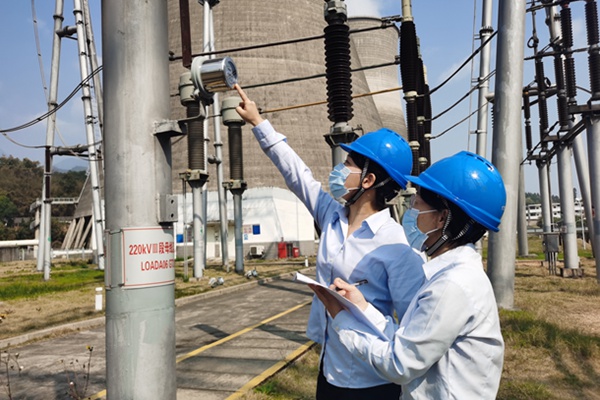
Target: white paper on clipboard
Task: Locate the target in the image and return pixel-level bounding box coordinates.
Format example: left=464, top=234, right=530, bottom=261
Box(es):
left=294, top=272, right=389, bottom=340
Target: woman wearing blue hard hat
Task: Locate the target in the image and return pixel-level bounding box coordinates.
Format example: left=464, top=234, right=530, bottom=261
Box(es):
left=234, top=84, right=425, bottom=399
left=312, top=151, right=507, bottom=400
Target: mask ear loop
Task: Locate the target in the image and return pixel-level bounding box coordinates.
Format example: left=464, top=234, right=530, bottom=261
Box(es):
left=344, top=158, right=395, bottom=207
left=425, top=198, right=452, bottom=257
left=344, top=159, right=370, bottom=207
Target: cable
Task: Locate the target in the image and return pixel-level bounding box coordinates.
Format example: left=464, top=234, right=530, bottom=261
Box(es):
left=430, top=100, right=490, bottom=140
left=31, top=0, right=49, bottom=100
left=243, top=60, right=399, bottom=90
left=0, top=132, right=47, bottom=149
left=429, top=30, right=497, bottom=95
left=429, top=70, right=496, bottom=122
left=170, top=22, right=397, bottom=60
left=256, top=86, right=403, bottom=115
left=0, top=66, right=103, bottom=135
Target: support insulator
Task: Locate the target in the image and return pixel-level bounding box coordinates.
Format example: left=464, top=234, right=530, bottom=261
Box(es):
left=422, top=83, right=432, bottom=171
left=324, top=23, right=353, bottom=123
left=535, top=58, right=550, bottom=135
left=405, top=95, right=419, bottom=174
left=564, top=57, right=578, bottom=99
left=400, top=21, right=418, bottom=93
left=405, top=94, right=418, bottom=143
left=186, top=102, right=206, bottom=171
left=221, top=96, right=245, bottom=183
left=523, top=91, right=533, bottom=151
left=227, top=124, right=244, bottom=181
left=589, top=51, right=600, bottom=98
left=560, top=5, right=574, bottom=48
left=553, top=56, right=570, bottom=130
left=585, top=0, right=599, bottom=45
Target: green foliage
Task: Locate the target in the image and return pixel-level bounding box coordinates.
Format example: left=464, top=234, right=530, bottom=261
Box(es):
left=525, top=192, right=541, bottom=205
left=0, top=195, right=18, bottom=225
left=0, top=156, right=87, bottom=240
left=0, top=265, right=103, bottom=301
left=0, top=156, right=43, bottom=214
left=525, top=192, right=560, bottom=205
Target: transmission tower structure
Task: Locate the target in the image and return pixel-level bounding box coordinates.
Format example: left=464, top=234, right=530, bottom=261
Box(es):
left=523, top=1, right=600, bottom=278
left=37, top=0, right=105, bottom=278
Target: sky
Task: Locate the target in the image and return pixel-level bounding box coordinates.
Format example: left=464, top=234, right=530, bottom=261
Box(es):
left=0, top=0, right=593, bottom=195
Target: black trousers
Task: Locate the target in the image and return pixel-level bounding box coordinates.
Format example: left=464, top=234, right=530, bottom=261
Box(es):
left=316, top=367, right=402, bottom=400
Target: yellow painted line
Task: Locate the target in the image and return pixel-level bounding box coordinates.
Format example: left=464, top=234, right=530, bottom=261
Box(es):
left=226, top=340, right=316, bottom=400
left=88, top=299, right=312, bottom=399
left=176, top=299, right=312, bottom=363
left=87, top=389, right=106, bottom=399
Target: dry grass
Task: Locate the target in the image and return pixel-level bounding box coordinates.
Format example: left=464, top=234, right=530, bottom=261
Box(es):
left=498, top=258, right=600, bottom=400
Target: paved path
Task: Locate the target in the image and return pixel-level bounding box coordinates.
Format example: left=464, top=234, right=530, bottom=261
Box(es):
left=1, top=269, right=317, bottom=399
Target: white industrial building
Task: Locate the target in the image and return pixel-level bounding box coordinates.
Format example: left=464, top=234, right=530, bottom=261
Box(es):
left=175, top=187, right=316, bottom=260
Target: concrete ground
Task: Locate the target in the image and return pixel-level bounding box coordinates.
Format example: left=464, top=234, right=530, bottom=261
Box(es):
left=1, top=269, right=316, bottom=399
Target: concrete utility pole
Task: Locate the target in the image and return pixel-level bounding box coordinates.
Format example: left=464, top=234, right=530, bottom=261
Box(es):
left=573, top=132, right=595, bottom=255
left=537, top=159, right=553, bottom=234
left=475, top=0, right=494, bottom=157
left=38, top=0, right=65, bottom=279
left=556, top=142, right=579, bottom=268
left=487, top=0, right=526, bottom=309
left=517, top=165, right=529, bottom=256
left=586, top=117, right=600, bottom=282
left=103, top=0, right=177, bottom=397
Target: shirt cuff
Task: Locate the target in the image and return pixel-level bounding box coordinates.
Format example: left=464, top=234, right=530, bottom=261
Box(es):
left=251, top=120, right=287, bottom=150
left=363, top=303, right=389, bottom=333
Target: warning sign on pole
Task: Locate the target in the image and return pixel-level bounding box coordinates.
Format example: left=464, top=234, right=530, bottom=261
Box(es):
left=121, top=226, right=175, bottom=288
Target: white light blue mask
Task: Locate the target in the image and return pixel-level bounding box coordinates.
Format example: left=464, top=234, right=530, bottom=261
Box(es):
left=328, top=163, right=360, bottom=204
left=402, top=208, right=439, bottom=251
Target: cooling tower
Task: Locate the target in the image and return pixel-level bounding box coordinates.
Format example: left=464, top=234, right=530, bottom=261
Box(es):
left=167, top=0, right=406, bottom=193
left=348, top=17, right=406, bottom=135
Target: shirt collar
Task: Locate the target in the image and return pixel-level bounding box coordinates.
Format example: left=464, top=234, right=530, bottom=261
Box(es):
left=332, top=207, right=391, bottom=235
left=423, top=243, right=480, bottom=280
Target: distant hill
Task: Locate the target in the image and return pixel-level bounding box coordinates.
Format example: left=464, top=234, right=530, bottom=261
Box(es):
left=52, top=157, right=89, bottom=172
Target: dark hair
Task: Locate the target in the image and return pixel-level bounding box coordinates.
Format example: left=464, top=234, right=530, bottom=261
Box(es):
left=351, top=151, right=401, bottom=210
left=420, top=187, right=487, bottom=247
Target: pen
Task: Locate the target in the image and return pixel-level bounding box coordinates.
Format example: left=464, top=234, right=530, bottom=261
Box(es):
left=335, top=279, right=368, bottom=291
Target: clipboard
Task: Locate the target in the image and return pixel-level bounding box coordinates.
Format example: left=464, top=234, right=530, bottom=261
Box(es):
left=294, top=272, right=389, bottom=340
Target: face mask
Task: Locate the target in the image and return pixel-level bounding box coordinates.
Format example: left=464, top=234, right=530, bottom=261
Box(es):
left=328, top=163, right=360, bottom=203
left=402, top=208, right=439, bottom=251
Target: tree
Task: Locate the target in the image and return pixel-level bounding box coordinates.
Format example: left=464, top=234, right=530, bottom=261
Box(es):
left=0, top=195, right=18, bottom=226
left=0, top=156, right=87, bottom=240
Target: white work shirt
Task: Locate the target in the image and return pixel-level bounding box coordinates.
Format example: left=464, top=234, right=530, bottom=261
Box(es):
left=252, top=120, right=425, bottom=388
left=332, top=244, right=504, bottom=399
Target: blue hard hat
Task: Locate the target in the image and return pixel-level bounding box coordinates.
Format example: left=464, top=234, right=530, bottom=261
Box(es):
left=339, top=128, right=412, bottom=189
left=406, top=151, right=506, bottom=232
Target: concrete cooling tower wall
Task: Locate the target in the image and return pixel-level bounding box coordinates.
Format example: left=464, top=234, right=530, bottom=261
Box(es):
left=167, top=0, right=406, bottom=193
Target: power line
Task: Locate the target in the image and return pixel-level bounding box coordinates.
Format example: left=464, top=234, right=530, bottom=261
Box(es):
left=169, top=22, right=399, bottom=61
left=429, top=30, right=497, bottom=95
left=256, top=87, right=403, bottom=115
left=0, top=66, right=103, bottom=135
left=243, top=60, right=400, bottom=90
